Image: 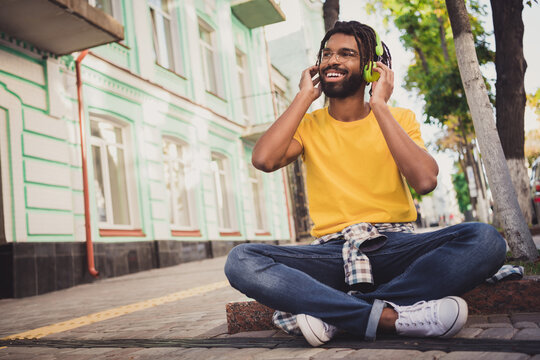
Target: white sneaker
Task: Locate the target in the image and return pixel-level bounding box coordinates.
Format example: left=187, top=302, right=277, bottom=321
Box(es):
left=387, top=296, right=468, bottom=338
left=296, top=314, right=339, bottom=347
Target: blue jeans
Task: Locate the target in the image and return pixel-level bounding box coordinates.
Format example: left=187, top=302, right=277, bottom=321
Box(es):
left=225, top=222, right=506, bottom=340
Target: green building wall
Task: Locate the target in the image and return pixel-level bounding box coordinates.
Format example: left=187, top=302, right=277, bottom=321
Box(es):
left=0, top=0, right=292, bottom=298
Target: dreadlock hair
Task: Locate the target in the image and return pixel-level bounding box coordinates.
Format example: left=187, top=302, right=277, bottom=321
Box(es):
left=316, top=21, right=392, bottom=77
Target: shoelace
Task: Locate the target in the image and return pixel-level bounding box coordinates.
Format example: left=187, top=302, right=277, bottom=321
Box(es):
left=395, top=300, right=438, bottom=328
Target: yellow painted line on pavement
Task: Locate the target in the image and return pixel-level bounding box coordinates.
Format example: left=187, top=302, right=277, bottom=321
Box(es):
left=1, top=281, right=229, bottom=340
left=0, top=346, right=6, bottom=350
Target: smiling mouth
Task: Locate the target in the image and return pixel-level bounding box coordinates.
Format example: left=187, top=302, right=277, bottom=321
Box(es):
left=323, top=68, right=348, bottom=82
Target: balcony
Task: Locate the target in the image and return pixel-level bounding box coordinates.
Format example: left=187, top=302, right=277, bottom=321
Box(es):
left=0, top=0, right=124, bottom=56
left=231, top=0, right=286, bottom=29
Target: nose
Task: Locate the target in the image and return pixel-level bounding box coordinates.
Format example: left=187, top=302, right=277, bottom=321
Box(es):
left=327, top=52, right=340, bottom=65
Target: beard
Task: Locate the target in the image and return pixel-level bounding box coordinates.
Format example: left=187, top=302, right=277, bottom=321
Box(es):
left=320, top=67, right=364, bottom=99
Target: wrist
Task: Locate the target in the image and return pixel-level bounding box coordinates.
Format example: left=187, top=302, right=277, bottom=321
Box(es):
left=370, top=98, right=388, bottom=110
left=297, top=89, right=317, bottom=103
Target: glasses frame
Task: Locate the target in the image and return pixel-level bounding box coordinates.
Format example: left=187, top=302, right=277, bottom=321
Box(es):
left=320, top=48, right=360, bottom=64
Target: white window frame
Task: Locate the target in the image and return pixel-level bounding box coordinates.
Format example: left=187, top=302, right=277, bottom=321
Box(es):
left=248, top=164, right=268, bottom=232
left=235, top=48, right=252, bottom=123
left=211, top=152, right=237, bottom=231
left=162, top=137, right=198, bottom=230
left=90, top=115, right=139, bottom=229
left=199, top=20, right=221, bottom=96
left=87, top=0, right=123, bottom=23
left=149, top=0, right=183, bottom=73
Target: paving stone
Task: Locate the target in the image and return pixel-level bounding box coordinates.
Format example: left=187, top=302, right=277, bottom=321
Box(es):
left=0, top=347, right=58, bottom=360
left=514, top=321, right=539, bottom=329
left=165, top=348, right=212, bottom=359
left=513, top=327, right=540, bottom=340
left=253, top=347, right=326, bottom=359
left=224, top=348, right=273, bottom=360
left=439, top=352, right=530, bottom=360
left=465, top=316, right=489, bottom=326
left=418, top=350, right=448, bottom=359
left=477, top=327, right=517, bottom=339
left=342, top=349, right=424, bottom=359
left=193, top=347, right=244, bottom=360
left=454, top=327, right=483, bottom=338
left=101, top=348, right=146, bottom=358
left=310, top=348, right=356, bottom=359
left=471, top=322, right=514, bottom=329
left=511, top=313, right=540, bottom=324
left=194, top=323, right=229, bottom=338
left=488, top=315, right=512, bottom=324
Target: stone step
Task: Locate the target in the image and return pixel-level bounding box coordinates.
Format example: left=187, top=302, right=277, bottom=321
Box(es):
left=226, top=277, right=540, bottom=334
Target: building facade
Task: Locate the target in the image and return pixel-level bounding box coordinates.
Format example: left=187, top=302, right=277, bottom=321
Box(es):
left=0, top=0, right=293, bottom=298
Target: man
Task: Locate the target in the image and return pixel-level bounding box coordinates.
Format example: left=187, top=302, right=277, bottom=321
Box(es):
left=225, top=21, right=505, bottom=346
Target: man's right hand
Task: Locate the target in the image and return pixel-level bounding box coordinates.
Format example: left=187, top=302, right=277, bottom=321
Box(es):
left=299, top=65, right=322, bottom=102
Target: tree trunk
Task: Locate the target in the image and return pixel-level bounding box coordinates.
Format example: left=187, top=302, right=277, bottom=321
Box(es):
left=445, top=0, right=538, bottom=261
left=491, top=0, right=532, bottom=224
left=323, top=0, right=340, bottom=32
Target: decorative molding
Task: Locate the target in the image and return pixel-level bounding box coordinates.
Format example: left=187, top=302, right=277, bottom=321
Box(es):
left=171, top=229, right=202, bottom=237
left=99, top=229, right=146, bottom=237
left=219, top=231, right=242, bottom=237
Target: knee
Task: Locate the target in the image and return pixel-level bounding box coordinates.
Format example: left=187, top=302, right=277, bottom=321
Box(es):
left=465, top=222, right=506, bottom=264
left=224, top=244, right=254, bottom=287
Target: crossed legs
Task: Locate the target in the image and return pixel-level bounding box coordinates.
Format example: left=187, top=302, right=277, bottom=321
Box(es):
left=225, top=222, right=506, bottom=340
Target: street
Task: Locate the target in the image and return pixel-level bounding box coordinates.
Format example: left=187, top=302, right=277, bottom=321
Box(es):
left=1, top=254, right=540, bottom=359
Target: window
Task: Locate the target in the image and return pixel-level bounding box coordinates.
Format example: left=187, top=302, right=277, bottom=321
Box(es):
left=163, top=138, right=196, bottom=229
left=149, top=0, right=180, bottom=72
left=235, top=49, right=251, bottom=122
left=211, top=152, right=236, bottom=230
left=274, top=85, right=290, bottom=116
left=248, top=164, right=267, bottom=232
left=86, top=0, right=123, bottom=23
left=90, top=118, right=135, bottom=227
left=199, top=21, right=220, bottom=95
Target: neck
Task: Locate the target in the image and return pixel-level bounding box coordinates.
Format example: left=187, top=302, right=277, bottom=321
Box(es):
left=327, top=86, right=371, bottom=122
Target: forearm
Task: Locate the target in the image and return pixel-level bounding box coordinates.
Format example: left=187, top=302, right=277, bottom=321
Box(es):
left=371, top=102, right=439, bottom=194
left=252, top=91, right=313, bottom=171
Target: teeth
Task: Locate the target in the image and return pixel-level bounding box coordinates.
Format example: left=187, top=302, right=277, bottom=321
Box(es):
left=326, top=72, right=344, bottom=78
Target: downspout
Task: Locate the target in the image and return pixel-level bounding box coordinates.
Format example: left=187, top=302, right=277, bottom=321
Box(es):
left=262, top=29, right=295, bottom=243
left=76, top=50, right=99, bottom=277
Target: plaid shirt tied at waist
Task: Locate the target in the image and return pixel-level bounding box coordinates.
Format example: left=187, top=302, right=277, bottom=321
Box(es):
left=273, top=222, right=414, bottom=335
left=314, top=222, right=414, bottom=285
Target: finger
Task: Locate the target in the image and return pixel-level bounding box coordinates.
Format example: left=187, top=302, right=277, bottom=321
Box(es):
left=376, top=61, right=390, bottom=71
left=309, top=65, right=319, bottom=78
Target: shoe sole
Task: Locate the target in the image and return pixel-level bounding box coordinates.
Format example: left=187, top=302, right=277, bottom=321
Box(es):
left=297, top=314, right=325, bottom=347
left=440, top=296, right=468, bottom=338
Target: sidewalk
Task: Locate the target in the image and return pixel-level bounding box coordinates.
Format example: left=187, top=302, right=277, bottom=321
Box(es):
left=1, top=256, right=539, bottom=359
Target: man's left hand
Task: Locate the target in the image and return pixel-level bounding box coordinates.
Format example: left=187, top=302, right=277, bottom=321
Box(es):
left=369, top=62, right=394, bottom=105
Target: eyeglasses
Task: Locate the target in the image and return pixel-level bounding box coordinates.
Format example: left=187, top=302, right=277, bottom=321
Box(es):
left=320, top=49, right=359, bottom=63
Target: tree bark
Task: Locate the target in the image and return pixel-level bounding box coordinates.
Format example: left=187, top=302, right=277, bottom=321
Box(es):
left=445, top=0, right=538, bottom=261
left=490, top=0, right=532, bottom=224
left=323, top=0, right=340, bottom=32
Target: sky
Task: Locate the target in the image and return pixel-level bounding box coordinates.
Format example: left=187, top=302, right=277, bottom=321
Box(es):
left=339, top=0, right=540, bottom=189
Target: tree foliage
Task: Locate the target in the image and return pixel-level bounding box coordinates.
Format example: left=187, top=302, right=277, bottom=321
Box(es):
left=452, top=171, right=471, bottom=213
left=366, top=0, right=493, bottom=128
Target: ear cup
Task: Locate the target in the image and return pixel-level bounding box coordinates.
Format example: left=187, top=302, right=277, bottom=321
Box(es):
left=363, top=61, right=380, bottom=83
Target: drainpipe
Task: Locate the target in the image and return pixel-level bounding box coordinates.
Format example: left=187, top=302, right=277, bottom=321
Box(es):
left=76, top=50, right=99, bottom=277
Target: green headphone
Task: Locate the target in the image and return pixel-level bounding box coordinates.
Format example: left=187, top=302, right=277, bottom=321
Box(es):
left=363, top=31, right=383, bottom=83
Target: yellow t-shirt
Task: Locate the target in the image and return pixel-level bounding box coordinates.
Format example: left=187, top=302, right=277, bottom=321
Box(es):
left=293, top=107, right=426, bottom=238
